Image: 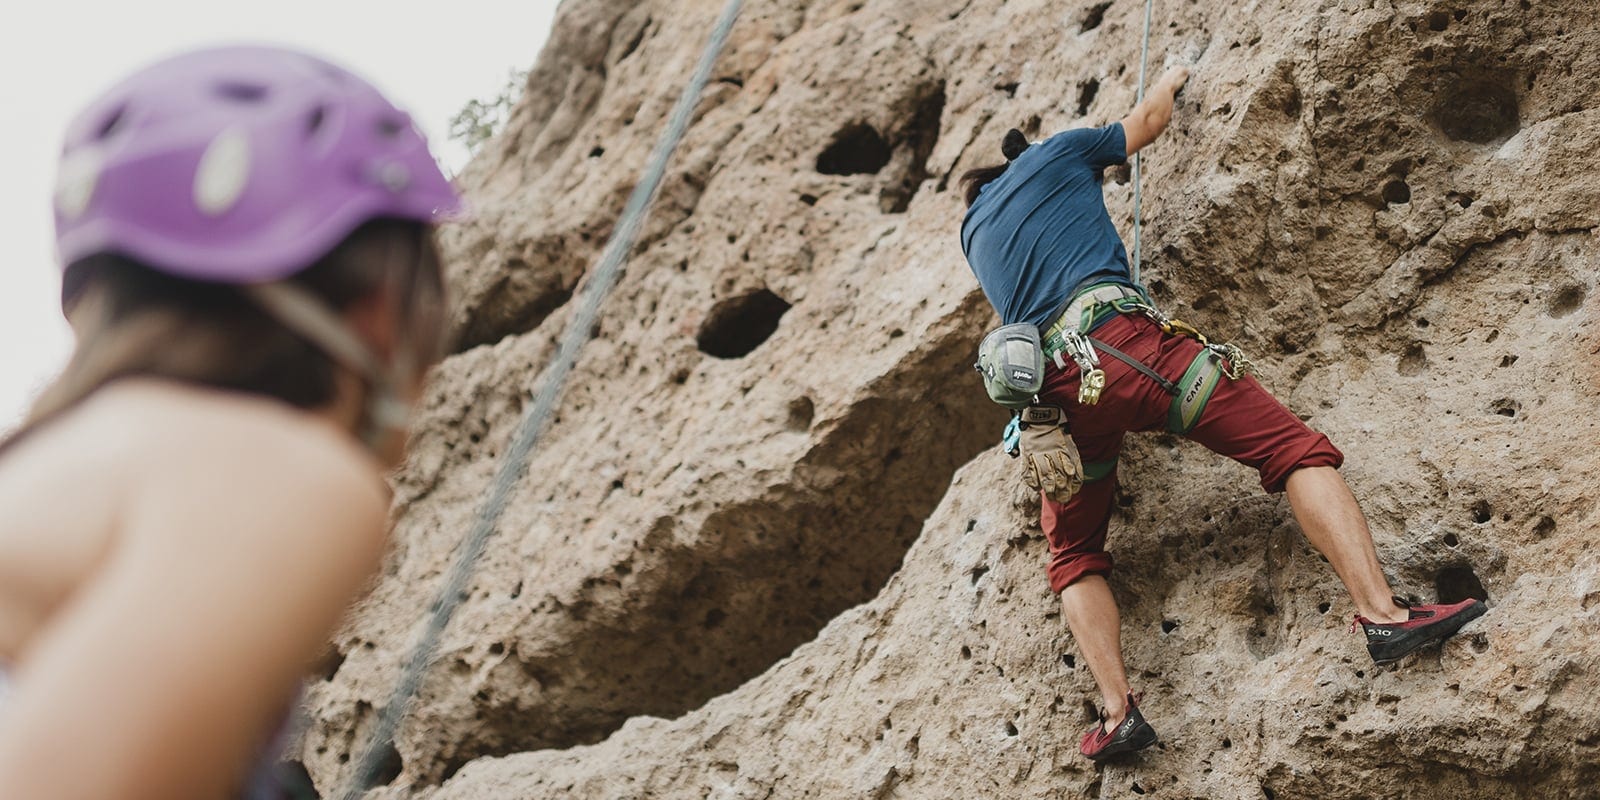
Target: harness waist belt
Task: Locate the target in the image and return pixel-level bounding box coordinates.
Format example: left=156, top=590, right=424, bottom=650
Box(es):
left=1042, top=283, right=1146, bottom=362
left=1044, top=283, right=1144, bottom=341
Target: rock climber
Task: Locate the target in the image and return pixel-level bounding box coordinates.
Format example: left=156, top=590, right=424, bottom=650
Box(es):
left=958, top=65, right=1486, bottom=761
left=0, top=46, right=459, bottom=798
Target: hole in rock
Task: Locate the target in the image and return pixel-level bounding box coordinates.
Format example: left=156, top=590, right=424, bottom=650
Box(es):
left=799, top=193, right=817, bottom=206
left=787, top=396, right=815, bottom=431
left=1433, top=76, right=1520, bottom=143
left=589, top=146, right=605, bottom=158
left=1489, top=399, right=1519, bottom=418
left=318, top=648, right=347, bottom=682
left=274, top=761, right=317, bottom=797
left=970, top=565, right=989, bottom=585
left=488, top=642, right=505, bottom=656
left=1263, top=786, right=1278, bottom=800
left=1443, top=532, right=1460, bottom=547
left=1063, top=654, right=1076, bottom=669
left=1427, top=10, right=1451, bottom=30
left=1223, top=737, right=1233, bottom=748
left=1317, top=602, right=1331, bottom=614
left=1471, top=500, right=1492, bottom=524
left=1435, top=566, right=1489, bottom=604
left=453, top=255, right=579, bottom=352
left=1382, top=179, right=1412, bottom=205
left=1161, top=619, right=1179, bottom=634
left=881, top=83, right=946, bottom=213
left=1547, top=284, right=1585, bottom=318
left=1081, top=1, right=1113, bottom=31
left=1499, top=354, right=1518, bottom=368
left=1077, top=78, right=1100, bottom=116
left=696, top=289, right=791, bottom=358
left=1132, top=782, right=1147, bottom=795
left=961, top=645, right=972, bottom=660
left=1397, top=344, right=1427, bottom=376
left=1533, top=515, right=1555, bottom=538
left=1006, top=721, right=1019, bottom=736
left=817, top=123, right=891, bottom=175
left=996, top=81, right=1019, bottom=97
left=362, top=741, right=405, bottom=789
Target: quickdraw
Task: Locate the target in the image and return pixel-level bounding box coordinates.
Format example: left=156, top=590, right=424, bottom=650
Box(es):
left=1127, top=300, right=1254, bottom=381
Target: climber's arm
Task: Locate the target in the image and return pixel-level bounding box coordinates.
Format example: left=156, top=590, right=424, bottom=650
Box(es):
left=1120, top=66, right=1190, bottom=156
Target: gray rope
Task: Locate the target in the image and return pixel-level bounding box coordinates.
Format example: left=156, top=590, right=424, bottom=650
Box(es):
left=336, top=1, right=744, bottom=795
left=1131, top=0, right=1154, bottom=286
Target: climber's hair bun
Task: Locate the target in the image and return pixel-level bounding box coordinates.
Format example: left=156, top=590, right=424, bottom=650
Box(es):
left=1001, top=129, right=1029, bottom=161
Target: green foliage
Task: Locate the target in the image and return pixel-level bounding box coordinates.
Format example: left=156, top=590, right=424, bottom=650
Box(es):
left=449, top=69, right=528, bottom=155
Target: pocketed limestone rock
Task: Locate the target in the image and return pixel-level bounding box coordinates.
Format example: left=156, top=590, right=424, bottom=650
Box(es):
left=302, top=0, right=1600, bottom=797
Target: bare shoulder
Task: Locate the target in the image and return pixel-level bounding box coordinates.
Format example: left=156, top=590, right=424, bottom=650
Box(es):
left=91, top=381, right=390, bottom=549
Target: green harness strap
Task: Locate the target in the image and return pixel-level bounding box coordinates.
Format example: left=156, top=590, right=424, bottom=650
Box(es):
left=1167, top=349, right=1227, bottom=435
left=1090, top=338, right=1227, bottom=435
left=1083, top=457, right=1119, bottom=483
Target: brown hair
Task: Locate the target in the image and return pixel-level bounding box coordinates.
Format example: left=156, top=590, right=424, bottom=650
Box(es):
left=10, top=219, right=447, bottom=446
left=959, top=128, right=1032, bottom=207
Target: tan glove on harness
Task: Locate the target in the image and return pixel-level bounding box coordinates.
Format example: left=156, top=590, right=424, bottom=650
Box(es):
left=1019, top=405, right=1083, bottom=503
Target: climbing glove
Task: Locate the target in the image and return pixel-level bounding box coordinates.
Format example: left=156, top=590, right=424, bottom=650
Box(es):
left=1018, top=404, right=1083, bottom=503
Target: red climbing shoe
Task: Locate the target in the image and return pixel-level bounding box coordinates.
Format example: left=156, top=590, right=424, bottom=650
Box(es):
left=1354, top=597, right=1487, bottom=664
left=1079, top=693, right=1158, bottom=761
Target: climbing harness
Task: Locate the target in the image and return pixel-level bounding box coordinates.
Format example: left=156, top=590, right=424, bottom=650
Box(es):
left=337, top=1, right=744, bottom=796
left=1037, top=281, right=1253, bottom=433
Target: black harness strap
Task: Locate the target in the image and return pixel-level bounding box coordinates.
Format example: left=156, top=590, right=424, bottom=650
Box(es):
left=1087, top=336, right=1179, bottom=396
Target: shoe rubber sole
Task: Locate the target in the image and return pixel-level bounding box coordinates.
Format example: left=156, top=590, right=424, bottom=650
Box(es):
left=1369, top=600, right=1487, bottom=665
left=1085, top=724, right=1159, bottom=762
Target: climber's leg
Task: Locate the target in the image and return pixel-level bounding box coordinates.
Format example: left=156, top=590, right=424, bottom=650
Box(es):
left=1284, top=467, right=1406, bottom=622
left=1162, top=340, right=1408, bottom=622
left=1042, top=431, right=1130, bottom=730
left=1060, top=575, right=1131, bottom=729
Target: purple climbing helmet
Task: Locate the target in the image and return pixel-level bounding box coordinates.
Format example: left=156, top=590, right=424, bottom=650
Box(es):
left=53, top=44, right=461, bottom=285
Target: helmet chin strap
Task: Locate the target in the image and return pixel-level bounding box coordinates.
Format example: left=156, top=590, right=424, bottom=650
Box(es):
left=243, top=282, right=413, bottom=449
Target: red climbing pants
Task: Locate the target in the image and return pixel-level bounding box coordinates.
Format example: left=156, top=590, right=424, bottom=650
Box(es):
left=1040, top=313, right=1344, bottom=593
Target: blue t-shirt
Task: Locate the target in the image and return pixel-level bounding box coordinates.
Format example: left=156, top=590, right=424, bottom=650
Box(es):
left=960, top=123, right=1132, bottom=328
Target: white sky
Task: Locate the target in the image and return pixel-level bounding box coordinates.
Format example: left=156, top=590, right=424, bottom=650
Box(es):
left=0, top=0, right=562, bottom=431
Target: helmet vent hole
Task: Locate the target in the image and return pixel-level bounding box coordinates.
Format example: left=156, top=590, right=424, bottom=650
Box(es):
left=376, top=117, right=406, bottom=139
left=216, top=82, right=269, bottom=102
left=94, top=105, right=129, bottom=141
left=306, top=106, right=328, bottom=136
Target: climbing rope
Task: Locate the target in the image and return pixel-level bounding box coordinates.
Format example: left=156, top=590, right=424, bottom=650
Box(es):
left=336, top=1, right=744, bottom=795
left=1131, top=0, right=1155, bottom=287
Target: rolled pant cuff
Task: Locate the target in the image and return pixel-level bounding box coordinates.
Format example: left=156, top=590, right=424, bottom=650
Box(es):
left=1049, top=553, right=1114, bottom=594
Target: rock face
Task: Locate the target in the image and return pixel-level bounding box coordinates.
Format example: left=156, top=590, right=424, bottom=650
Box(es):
left=301, top=0, right=1600, bottom=797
